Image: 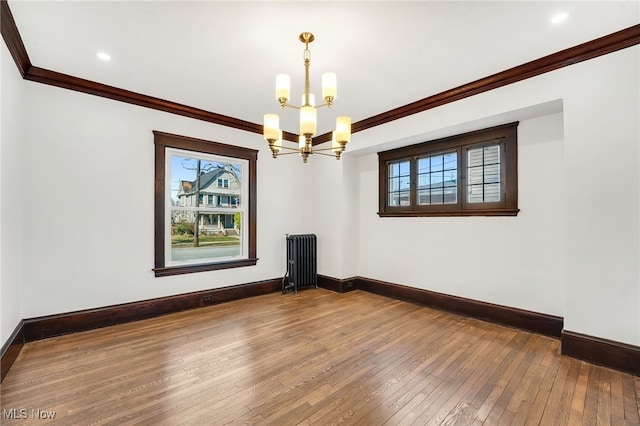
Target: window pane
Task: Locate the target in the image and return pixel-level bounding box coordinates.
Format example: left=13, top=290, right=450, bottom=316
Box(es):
left=431, top=155, right=443, bottom=172
left=443, top=187, right=457, bottom=204
left=417, top=158, right=430, bottom=174
left=484, top=183, right=501, bottom=202
left=484, top=164, right=500, bottom=183
left=468, top=185, right=483, bottom=203
left=431, top=187, right=443, bottom=204
left=399, top=176, right=410, bottom=190
left=388, top=161, right=410, bottom=208
left=468, top=166, right=484, bottom=185
left=389, top=194, right=399, bottom=206
left=399, top=161, right=410, bottom=176
left=166, top=148, right=247, bottom=269
left=468, top=148, right=484, bottom=167
left=443, top=170, right=457, bottom=187
left=443, top=153, right=457, bottom=170
left=484, top=145, right=500, bottom=164
left=389, top=177, right=399, bottom=192
left=399, top=191, right=410, bottom=206
left=172, top=156, right=242, bottom=209
left=389, top=162, right=400, bottom=178
left=418, top=190, right=430, bottom=205
left=430, top=172, right=443, bottom=186
left=171, top=210, right=242, bottom=262
left=418, top=174, right=429, bottom=188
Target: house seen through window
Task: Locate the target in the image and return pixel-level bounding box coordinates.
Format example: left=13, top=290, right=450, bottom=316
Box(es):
left=171, top=152, right=244, bottom=264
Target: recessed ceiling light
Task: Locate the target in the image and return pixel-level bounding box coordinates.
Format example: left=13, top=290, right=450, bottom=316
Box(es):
left=96, top=52, right=111, bottom=61
left=551, top=12, right=569, bottom=24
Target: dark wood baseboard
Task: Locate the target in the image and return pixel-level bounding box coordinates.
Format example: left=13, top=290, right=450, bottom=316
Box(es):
left=7, top=274, right=639, bottom=382
left=23, top=278, right=281, bottom=342
left=355, top=276, right=563, bottom=338
left=318, top=275, right=357, bottom=293
left=1, top=320, right=24, bottom=383
left=561, top=330, right=640, bottom=376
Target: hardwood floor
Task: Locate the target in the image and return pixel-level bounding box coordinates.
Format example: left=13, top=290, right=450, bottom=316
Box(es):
left=2, top=289, right=639, bottom=425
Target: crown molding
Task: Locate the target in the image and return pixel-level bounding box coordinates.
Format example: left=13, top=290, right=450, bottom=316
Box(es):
left=0, top=1, right=300, bottom=142
left=24, top=66, right=274, bottom=135
left=2, top=1, right=639, bottom=147
left=1, top=0, right=31, bottom=77
left=313, top=23, right=640, bottom=145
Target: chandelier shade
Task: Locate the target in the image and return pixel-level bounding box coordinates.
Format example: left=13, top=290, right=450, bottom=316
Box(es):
left=263, top=32, right=351, bottom=163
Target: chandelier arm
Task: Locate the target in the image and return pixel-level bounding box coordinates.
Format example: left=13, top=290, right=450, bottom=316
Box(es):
left=282, top=103, right=329, bottom=110
left=277, top=145, right=303, bottom=151
left=312, top=147, right=343, bottom=152
left=313, top=151, right=338, bottom=157
left=281, top=103, right=302, bottom=110
left=274, top=151, right=305, bottom=156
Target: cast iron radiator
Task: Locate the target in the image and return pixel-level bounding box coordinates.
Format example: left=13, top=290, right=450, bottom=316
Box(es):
left=283, top=234, right=318, bottom=293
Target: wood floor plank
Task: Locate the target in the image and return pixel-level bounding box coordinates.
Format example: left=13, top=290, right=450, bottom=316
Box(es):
left=610, top=369, right=626, bottom=425
left=1, top=289, right=638, bottom=425
left=472, top=332, right=534, bottom=423
left=632, top=376, right=640, bottom=423
left=582, top=363, right=602, bottom=425
left=495, top=334, right=549, bottom=425
left=538, top=356, right=571, bottom=424
left=596, top=367, right=612, bottom=425
left=363, top=320, right=498, bottom=425
left=567, top=360, right=591, bottom=425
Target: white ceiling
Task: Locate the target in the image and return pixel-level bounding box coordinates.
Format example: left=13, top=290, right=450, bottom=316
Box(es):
left=8, top=1, right=640, bottom=136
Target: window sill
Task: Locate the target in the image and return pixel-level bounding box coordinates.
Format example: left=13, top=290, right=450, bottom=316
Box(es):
left=154, top=258, right=259, bottom=277
left=377, top=209, right=520, bottom=217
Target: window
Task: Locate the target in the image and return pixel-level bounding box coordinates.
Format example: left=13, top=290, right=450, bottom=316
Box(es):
left=378, top=122, right=519, bottom=217
left=154, top=131, right=258, bottom=277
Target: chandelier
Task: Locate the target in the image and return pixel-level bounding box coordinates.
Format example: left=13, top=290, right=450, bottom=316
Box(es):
left=263, top=32, right=351, bottom=163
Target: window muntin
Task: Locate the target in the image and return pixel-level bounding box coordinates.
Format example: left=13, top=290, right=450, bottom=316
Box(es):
left=378, top=122, right=518, bottom=217
left=154, top=131, right=257, bottom=277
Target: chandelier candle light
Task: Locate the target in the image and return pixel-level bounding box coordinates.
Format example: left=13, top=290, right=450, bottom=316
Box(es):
left=263, top=32, right=351, bottom=163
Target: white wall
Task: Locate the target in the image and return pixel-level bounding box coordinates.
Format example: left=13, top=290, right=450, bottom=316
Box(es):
left=1, top=43, right=25, bottom=345
left=319, top=45, right=638, bottom=345
left=17, top=77, right=311, bottom=320
left=352, top=112, right=565, bottom=317
left=2, top=37, right=638, bottom=351
left=562, top=48, right=640, bottom=345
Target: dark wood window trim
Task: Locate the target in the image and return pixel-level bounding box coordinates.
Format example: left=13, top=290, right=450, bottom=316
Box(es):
left=153, top=131, right=258, bottom=277
left=378, top=123, right=519, bottom=217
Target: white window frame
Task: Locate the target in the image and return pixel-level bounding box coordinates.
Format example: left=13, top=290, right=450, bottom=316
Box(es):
left=165, top=148, right=248, bottom=268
